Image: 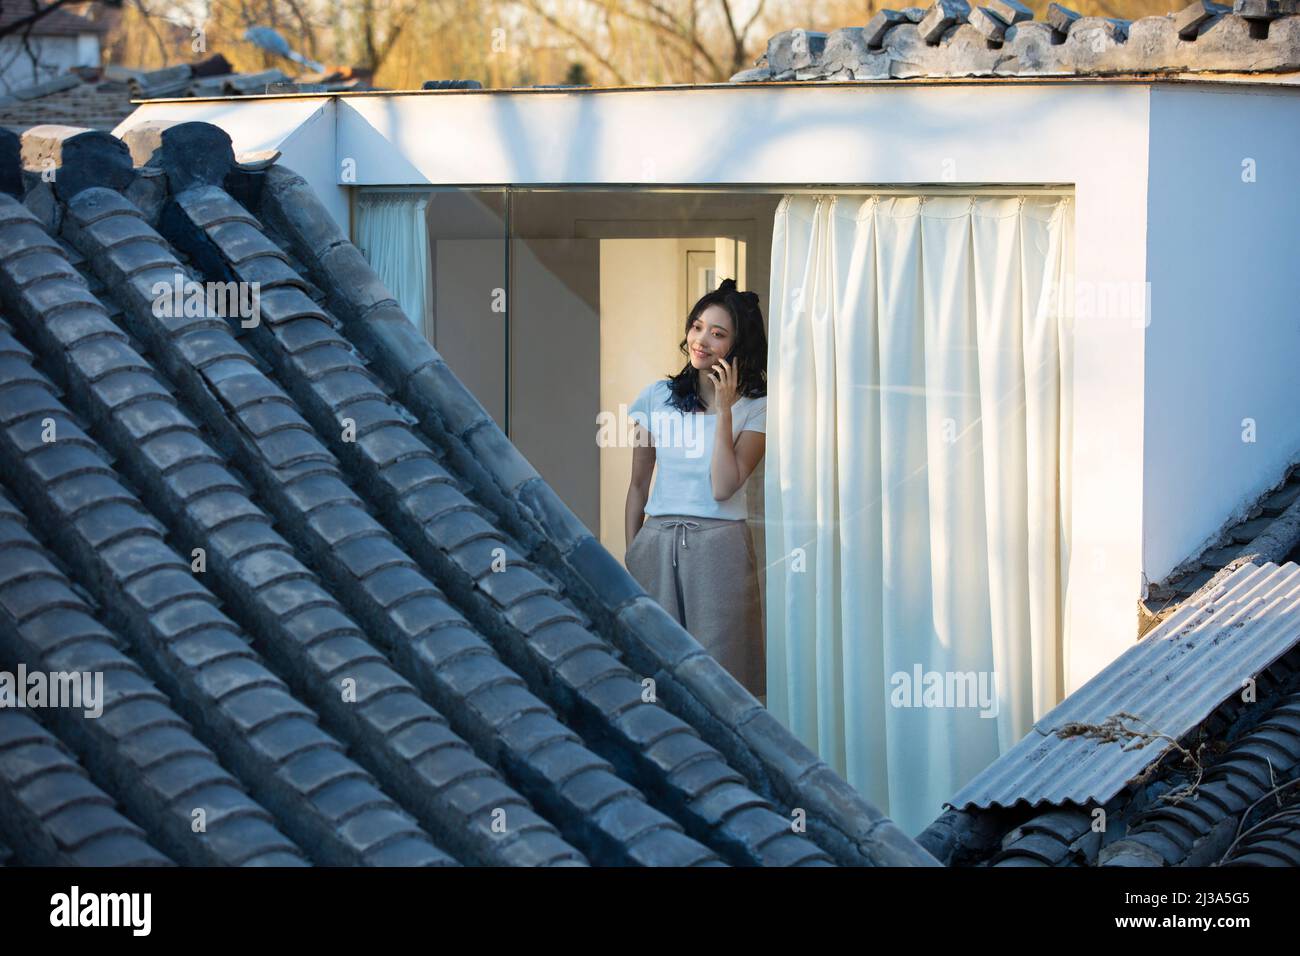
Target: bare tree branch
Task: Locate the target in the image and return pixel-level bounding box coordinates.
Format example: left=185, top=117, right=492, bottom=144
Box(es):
left=279, top=0, right=318, bottom=60
left=586, top=0, right=725, bottom=80
left=634, top=0, right=725, bottom=78
left=130, top=0, right=172, bottom=66
left=520, top=0, right=629, bottom=84
left=372, top=2, right=417, bottom=72
left=0, top=0, right=105, bottom=41
left=739, top=0, right=768, bottom=48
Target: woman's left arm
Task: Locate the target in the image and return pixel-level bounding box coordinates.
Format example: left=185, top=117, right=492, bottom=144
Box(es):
left=709, top=359, right=767, bottom=501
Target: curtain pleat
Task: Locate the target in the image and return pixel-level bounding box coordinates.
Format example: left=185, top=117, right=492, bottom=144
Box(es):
left=765, top=192, right=1074, bottom=836
left=356, top=193, right=432, bottom=339
left=767, top=196, right=818, bottom=744
left=1019, top=199, right=1069, bottom=719
left=809, top=199, right=844, bottom=768
left=830, top=197, right=886, bottom=806
left=972, top=197, right=1033, bottom=753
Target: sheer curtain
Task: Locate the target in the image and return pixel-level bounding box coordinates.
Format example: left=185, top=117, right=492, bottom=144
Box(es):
left=356, top=193, right=432, bottom=339
left=764, top=193, right=1074, bottom=836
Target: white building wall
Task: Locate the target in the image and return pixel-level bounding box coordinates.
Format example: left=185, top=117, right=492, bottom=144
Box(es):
left=274, top=101, right=347, bottom=230
left=75, top=33, right=99, bottom=67
left=0, top=34, right=99, bottom=93
left=1143, top=84, right=1300, bottom=584
left=117, top=81, right=1157, bottom=694
left=114, top=96, right=347, bottom=229
left=346, top=83, right=1155, bottom=694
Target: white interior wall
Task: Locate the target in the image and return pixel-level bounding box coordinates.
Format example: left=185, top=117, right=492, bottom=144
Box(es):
left=274, top=103, right=347, bottom=230
left=432, top=238, right=507, bottom=426
left=1143, top=84, right=1300, bottom=584
left=509, top=237, right=602, bottom=533
left=598, top=238, right=691, bottom=554
left=422, top=191, right=508, bottom=427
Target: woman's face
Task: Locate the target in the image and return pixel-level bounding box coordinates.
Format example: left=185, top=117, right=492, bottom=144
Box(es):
left=687, top=304, right=735, bottom=371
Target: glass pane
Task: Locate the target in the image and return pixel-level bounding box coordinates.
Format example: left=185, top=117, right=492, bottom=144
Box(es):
left=507, top=189, right=781, bottom=563
left=354, top=180, right=1074, bottom=833
left=421, top=188, right=509, bottom=429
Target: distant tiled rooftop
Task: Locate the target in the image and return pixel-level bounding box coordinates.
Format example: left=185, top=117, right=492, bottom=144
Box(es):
left=0, top=5, right=109, bottom=39
left=732, top=1, right=1300, bottom=82
left=0, top=59, right=374, bottom=135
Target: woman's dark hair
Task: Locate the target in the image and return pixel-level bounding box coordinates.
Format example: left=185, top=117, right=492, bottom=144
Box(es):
left=665, top=277, right=768, bottom=413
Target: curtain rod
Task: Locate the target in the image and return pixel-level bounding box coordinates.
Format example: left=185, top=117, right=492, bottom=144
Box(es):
left=353, top=184, right=1075, bottom=196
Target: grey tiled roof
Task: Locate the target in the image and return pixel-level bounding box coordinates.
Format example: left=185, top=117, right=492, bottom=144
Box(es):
left=0, top=711, right=171, bottom=867
left=1104, top=684, right=1300, bottom=867
left=0, top=121, right=930, bottom=867
left=733, top=2, right=1300, bottom=82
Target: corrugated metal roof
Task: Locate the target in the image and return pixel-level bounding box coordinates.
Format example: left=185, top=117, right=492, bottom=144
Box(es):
left=948, top=560, right=1300, bottom=810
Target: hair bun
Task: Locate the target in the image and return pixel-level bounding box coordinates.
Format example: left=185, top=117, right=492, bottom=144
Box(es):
left=717, top=277, right=738, bottom=293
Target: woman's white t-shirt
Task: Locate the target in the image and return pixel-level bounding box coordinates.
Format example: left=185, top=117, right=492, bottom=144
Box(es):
left=629, top=379, right=767, bottom=521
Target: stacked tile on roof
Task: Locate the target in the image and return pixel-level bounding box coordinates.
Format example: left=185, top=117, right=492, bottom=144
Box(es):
left=734, top=3, right=1300, bottom=82
left=0, top=120, right=928, bottom=866
left=0, top=487, right=307, bottom=866
left=0, top=710, right=171, bottom=867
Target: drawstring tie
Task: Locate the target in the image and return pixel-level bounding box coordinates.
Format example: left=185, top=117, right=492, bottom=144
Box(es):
left=660, top=519, right=701, bottom=569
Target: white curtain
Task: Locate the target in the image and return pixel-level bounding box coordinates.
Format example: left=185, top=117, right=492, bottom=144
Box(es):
left=764, top=194, right=1074, bottom=836
left=356, top=193, right=432, bottom=338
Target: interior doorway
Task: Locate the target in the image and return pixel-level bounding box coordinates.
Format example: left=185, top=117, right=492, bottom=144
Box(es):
left=597, top=235, right=749, bottom=560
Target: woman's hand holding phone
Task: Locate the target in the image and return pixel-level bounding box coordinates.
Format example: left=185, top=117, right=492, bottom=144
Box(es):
left=708, top=352, right=741, bottom=411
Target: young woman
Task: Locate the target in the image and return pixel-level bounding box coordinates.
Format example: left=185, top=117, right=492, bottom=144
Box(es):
left=624, top=278, right=768, bottom=699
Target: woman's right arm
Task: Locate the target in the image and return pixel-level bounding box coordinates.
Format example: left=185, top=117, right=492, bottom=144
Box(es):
left=625, top=423, right=655, bottom=549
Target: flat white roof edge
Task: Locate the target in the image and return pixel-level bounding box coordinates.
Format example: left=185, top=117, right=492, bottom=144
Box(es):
left=130, top=70, right=1300, bottom=106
